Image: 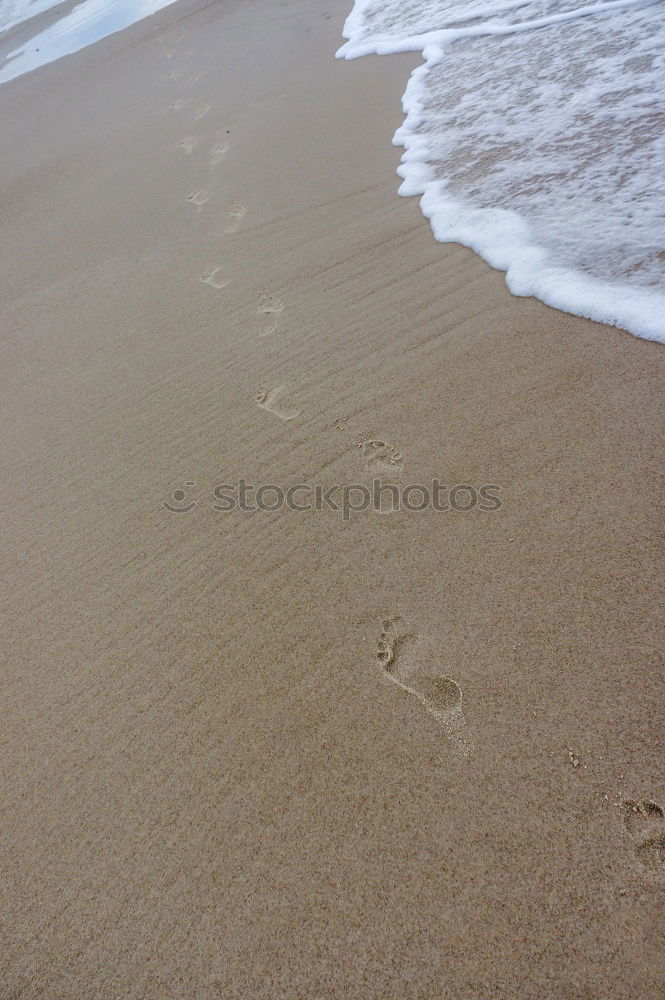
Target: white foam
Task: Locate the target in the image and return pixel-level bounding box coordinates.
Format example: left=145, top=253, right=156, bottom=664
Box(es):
left=338, top=0, right=665, bottom=343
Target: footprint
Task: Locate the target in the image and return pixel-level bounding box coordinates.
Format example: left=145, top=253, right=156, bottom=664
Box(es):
left=200, top=267, right=228, bottom=290
left=375, top=618, right=474, bottom=757
left=226, top=202, right=246, bottom=234
left=178, top=136, right=197, bottom=154
left=210, top=143, right=229, bottom=166
left=361, top=438, right=403, bottom=476
left=357, top=438, right=404, bottom=512
left=621, top=799, right=665, bottom=873
left=376, top=618, right=418, bottom=678
left=255, top=386, right=300, bottom=422
left=194, top=104, right=211, bottom=120
left=187, top=190, right=209, bottom=210
left=257, top=293, right=283, bottom=337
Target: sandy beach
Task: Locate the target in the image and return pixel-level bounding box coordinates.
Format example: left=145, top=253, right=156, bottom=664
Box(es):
left=1, top=0, right=663, bottom=996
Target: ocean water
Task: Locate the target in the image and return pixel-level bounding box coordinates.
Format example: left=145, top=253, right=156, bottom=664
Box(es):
left=338, top=0, right=665, bottom=343
left=0, top=0, right=62, bottom=35
left=0, top=0, right=179, bottom=83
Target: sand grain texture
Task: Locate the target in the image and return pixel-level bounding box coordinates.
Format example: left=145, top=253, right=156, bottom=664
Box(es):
left=0, top=0, right=663, bottom=997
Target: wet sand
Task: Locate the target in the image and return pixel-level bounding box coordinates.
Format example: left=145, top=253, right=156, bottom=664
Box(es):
left=1, top=0, right=663, bottom=996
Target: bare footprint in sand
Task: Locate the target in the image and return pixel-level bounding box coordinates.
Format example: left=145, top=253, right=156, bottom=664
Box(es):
left=361, top=438, right=403, bottom=476
left=357, top=438, right=404, bottom=512
left=187, top=190, right=210, bottom=210
left=621, top=799, right=665, bottom=874
left=375, top=618, right=473, bottom=757
left=226, top=202, right=246, bottom=234
left=194, top=103, right=211, bottom=120
left=255, top=386, right=300, bottom=422
left=210, top=143, right=229, bottom=166
left=257, top=293, right=283, bottom=336
left=200, top=267, right=228, bottom=290
left=178, top=136, right=197, bottom=154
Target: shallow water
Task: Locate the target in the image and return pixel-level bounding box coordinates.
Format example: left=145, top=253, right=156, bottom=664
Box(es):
left=0, top=0, right=179, bottom=84
left=0, top=0, right=63, bottom=36
left=338, top=0, right=665, bottom=342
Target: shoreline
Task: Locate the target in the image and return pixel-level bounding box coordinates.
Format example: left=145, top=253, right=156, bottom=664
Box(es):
left=1, top=0, right=663, bottom=996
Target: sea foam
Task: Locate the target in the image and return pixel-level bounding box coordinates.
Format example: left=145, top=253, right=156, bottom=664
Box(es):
left=338, top=0, right=665, bottom=343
